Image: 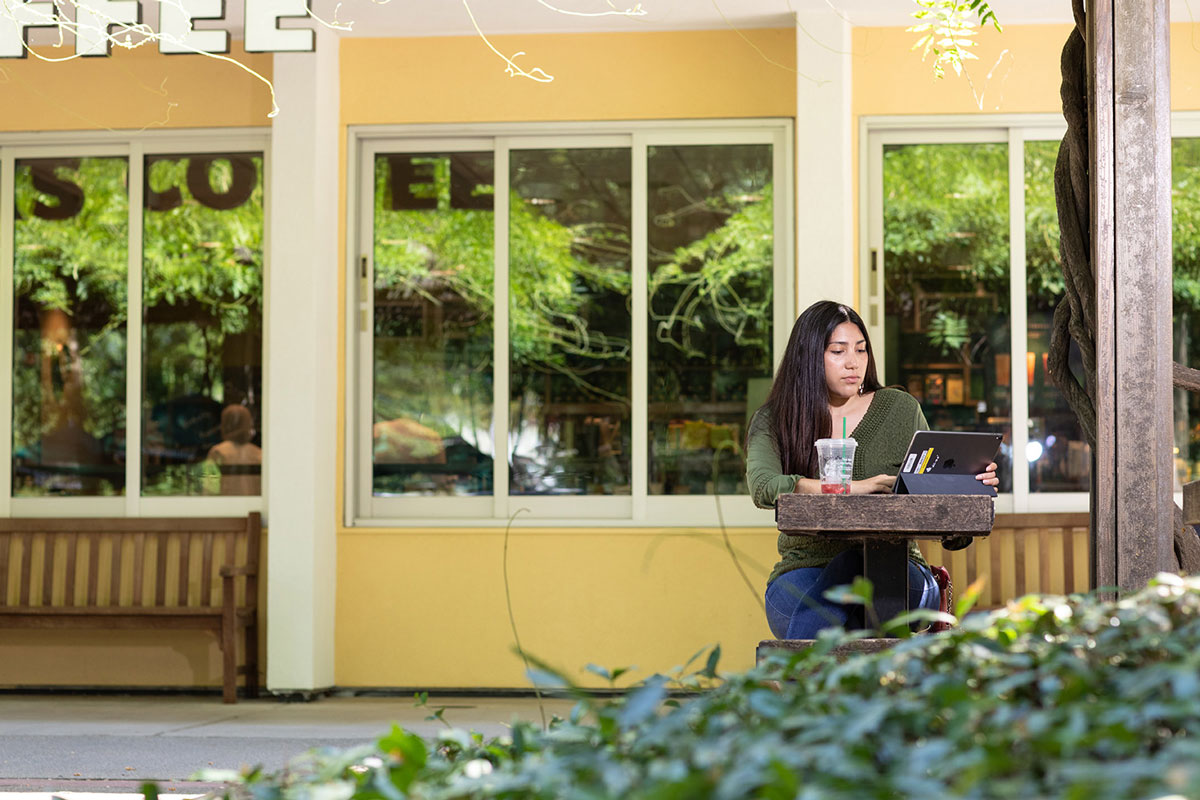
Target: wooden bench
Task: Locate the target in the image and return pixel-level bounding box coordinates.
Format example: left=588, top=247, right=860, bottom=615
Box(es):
left=0, top=513, right=261, bottom=703
left=758, top=494, right=994, bottom=660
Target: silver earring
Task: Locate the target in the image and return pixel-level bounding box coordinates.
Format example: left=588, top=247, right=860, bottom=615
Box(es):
left=858, top=384, right=864, bottom=395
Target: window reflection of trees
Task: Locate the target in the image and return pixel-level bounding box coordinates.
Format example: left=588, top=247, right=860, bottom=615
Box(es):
left=648, top=144, right=773, bottom=496
left=882, top=143, right=1014, bottom=493
left=10, top=154, right=266, bottom=498
left=509, top=148, right=632, bottom=496
left=1171, top=139, right=1200, bottom=489
left=13, top=158, right=128, bottom=497
left=369, top=143, right=775, bottom=499
left=372, top=153, right=496, bottom=498
left=141, top=154, right=264, bottom=497
left=1025, top=140, right=1091, bottom=493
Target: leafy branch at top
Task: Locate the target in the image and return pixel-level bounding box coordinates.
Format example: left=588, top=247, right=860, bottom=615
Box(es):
left=908, top=0, right=1003, bottom=79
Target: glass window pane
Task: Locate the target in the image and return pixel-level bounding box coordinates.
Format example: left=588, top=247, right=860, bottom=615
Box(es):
left=372, top=152, right=494, bottom=497
left=1174, top=138, right=1200, bottom=489
left=1025, top=139, right=1090, bottom=492
left=141, top=154, right=265, bottom=496
left=882, top=143, right=1013, bottom=491
left=12, top=157, right=128, bottom=497
left=647, top=144, right=773, bottom=496
left=509, top=148, right=631, bottom=495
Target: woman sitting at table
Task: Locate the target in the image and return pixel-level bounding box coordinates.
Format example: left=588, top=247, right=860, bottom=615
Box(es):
left=746, top=300, right=998, bottom=639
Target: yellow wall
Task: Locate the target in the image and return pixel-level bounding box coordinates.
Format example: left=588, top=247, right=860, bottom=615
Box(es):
left=339, top=29, right=796, bottom=125
left=334, top=28, right=795, bottom=687
left=853, top=25, right=1069, bottom=117
left=0, top=43, right=273, bottom=130
left=337, top=528, right=778, bottom=687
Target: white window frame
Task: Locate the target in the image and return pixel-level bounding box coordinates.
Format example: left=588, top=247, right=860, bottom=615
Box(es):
left=0, top=128, right=270, bottom=518
left=346, top=120, right=793, bottom=528
left=862, top=113, right=1104, bottom=515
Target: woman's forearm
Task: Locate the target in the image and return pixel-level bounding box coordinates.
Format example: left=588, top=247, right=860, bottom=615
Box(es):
left=793, top=477, right=820, bottom=494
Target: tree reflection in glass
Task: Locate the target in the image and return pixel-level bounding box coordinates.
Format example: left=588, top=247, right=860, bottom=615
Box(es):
left=12, top=158, right=129, bottom=496
left=1025, top=140, right=1090, bottom=493
left=647, top=144, right=773, bottom=496
left=882, top=143, right=1013, bottom=492
left=1171, top=139, right=1200, bottom=490
left=141, top=154, right=264, bottom=496
left=509, top=148, right=632, bottom=496
left=372, top=153, right=495, bottom=497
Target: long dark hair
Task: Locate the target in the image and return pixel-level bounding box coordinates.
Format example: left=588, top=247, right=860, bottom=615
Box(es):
left=763, top=301, right=882, bottom=478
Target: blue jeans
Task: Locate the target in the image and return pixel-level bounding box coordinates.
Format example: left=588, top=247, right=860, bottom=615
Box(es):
left=764, top=548, right=940, bottom=639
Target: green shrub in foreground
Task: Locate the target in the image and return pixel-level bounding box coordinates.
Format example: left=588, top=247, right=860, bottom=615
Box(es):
left=204, top=574, right=1200, bottom=799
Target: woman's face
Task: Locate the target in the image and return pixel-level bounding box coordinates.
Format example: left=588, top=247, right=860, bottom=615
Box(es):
left=824, top=320, right=868, bottom=402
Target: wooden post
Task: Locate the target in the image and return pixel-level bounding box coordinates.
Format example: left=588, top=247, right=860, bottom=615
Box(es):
left=1091, top=0, right=1175, bottom=590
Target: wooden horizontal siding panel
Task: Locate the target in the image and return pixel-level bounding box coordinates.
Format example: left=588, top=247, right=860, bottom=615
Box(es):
left=0, top=518, right=250, bottom=533
left=995, top=513, right=1091, bottom=529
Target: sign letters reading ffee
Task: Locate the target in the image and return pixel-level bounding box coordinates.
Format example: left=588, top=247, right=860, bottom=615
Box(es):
left=0, top=0, right=315, bottom=57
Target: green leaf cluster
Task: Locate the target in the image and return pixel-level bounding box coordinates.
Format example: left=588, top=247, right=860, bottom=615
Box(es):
left=908, top=0, right=1002, bottom=80
left=201, top=574, right=1200, bottom=799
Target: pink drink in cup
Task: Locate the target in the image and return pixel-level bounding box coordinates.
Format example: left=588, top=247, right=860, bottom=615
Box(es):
left=815, top=438, right=857, bottom=494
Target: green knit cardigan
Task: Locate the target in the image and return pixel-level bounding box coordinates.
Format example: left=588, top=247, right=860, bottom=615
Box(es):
left=746, top=387, right=929, bottom=584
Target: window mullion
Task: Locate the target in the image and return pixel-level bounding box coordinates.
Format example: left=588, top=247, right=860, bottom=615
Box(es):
left=357, top=142, right=377, bottom=522
left=126, top=144, right=145, bottom=515
left=1008, top=131, right=1031, bottom=511
left=0, top=152, right=13, bottom=515
left=493, top=140, right=511, bottom=520
left=631, top=135, right=648, bottom=520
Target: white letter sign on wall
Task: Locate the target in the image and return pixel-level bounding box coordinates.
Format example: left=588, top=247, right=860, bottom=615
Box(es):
left=75, top=0, right=141, bottom=56
left=159, top=0, right=229, bottom=54
left=0, top=0, right=317, bottom=56
left=0, top=0, right=57, bottom=58
left=243, top=0, right=313, bottom=53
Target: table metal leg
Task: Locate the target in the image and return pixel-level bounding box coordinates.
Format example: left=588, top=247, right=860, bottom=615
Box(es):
left=863, top=539, right=910, bottom=634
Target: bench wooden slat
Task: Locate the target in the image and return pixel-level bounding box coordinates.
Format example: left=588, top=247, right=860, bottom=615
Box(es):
left=7, top=605, right=234, bottom=615
left=0, top=530, right=10, bottom=606
left=177, top=532, right=191, bottom=606
left=1015, top=533, right=1027, bottom=597
left=110, top=534, right=123, bottom=606
left=64, top=533, right=78, bottom=606
left=20, top=533, right=33, bottom=607
left=155, top=533, right=168, bottom=607
left=224, top=532, right=236, bottom=607
left=0, top=518, right=250, bottom=532
left=989, top=532, right=1003, bottom=606
left=245, top=514, right=261, bottom=607
left=133, top=533, right=145, bottom=606
left=87, top=533, right=100, bottom=607
left=201, top=533, right=214, bottom=607
left=1039, top=528, right=1053, bottom=593
left=1063, top=526, right=1076, bottom=594
left=42, top=533, right=54, bottom=606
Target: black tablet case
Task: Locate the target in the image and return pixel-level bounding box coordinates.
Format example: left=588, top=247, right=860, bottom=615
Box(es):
left=894, top=431, right=1001, bottom=495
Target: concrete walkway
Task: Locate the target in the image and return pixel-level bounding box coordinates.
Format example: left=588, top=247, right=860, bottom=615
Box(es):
left=0, top=693, right=574, bottom=795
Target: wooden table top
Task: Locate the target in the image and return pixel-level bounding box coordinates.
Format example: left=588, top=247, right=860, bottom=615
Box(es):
left=776, top=493, right=995, bottom=540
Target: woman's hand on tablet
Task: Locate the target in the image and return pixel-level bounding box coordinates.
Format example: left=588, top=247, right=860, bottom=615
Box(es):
left=975, top=462, right=999, bottom=488
left=853, top=473, right=896, bottom=494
